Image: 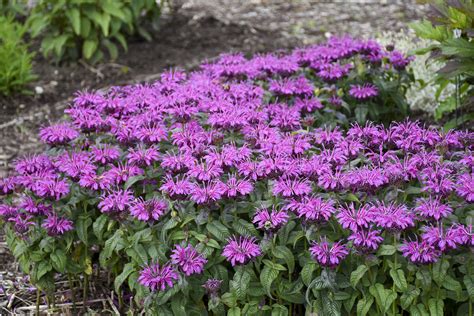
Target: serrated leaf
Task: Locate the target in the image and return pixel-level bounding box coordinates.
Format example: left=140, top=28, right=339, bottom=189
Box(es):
left=432, top=259, right=449, bottom=285
left=400, top=287, right=420, bottom=310
left=356, top=296, right=373, bottom=316
left=350, top=265, right=368, bottom=288
left=231, top=267, right=251, bottom=300
left=301, top=262, right=316, bottom=286
left=115, top=263, right=135, bottom=294
left=36, top=261, right=52, bottom=280
left=272, top=246, right=295, bottom=273
left=369, top=284, right=396, bottom=314
left=207, top=221, right=231, bottom=241
left=390, top=269, right=408, bottom=292
left=443, top=275, right=462, bottom=298
left=428, top=298, right=444, bottom=316
left=260, top=266, right=279, bottom=298
left=377, top=245, right=396, bottom=256
left=50, top=249, right=67, bottom=273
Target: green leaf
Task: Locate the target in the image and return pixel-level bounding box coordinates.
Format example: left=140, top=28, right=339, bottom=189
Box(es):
left=232, top=219, right=259, bottom=237
left=369, top=284, right=396, bottom=314
left=271, top=304, right=289, bottom=316
left=114, top=263, right=135, bottom=294
left=102, top=2, right=126, bottom=20
left=66, top=8, right=81, bottom=35
left=390, top=269, right=408, bottom=292
left=260, top=266, right=279, bottom=298
left=124, top=175, right=146, bottom=190
left=230, top=267, right=251, bottom=300
left=80, top=17, right=91, bottom=38
left=409, top=303, right=429, bottom=316
left=77, top=214, right=92, bottom=245
left=207, top=221, right=230, bottom=241
left=50, top=249, right=67, bottom=273
left=36, top=261, right=52, bottom=280
left=432, top=258, right=449, bottom=285
left=356, top=296, right=374, bottom=316
left=377, top=245, right=396, bottom=256
left=227, top=307, right=241, bottom=316
left=464, top=275, right=474, bottom=299
left=443, top=275, right=462, bottom=298
left=400, top=287, right=420, bottom=310
left=350, top=265, right=368, bottom=288
left=93, top=214, right=109, bottom=241
left=428, top=298, right=444, bottom=316
left=301, top=262, right=316, bottom=286
left=82, top=39, right=98, bottom=60
left=272, top=246, right=295, bottom=273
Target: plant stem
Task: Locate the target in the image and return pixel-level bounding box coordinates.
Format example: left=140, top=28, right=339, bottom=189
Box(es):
left=82, top=273, right=88, bottom=312
left=392, top=234, right=398, bottom=316
left=68, top=274, right=76, bottom=313
left=36, top=288, right=40, bottom=316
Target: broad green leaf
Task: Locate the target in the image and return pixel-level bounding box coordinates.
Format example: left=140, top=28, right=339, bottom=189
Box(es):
left=50, top=249, right=67, bottom=273
left=428, top=298, right=444, bottom=316
left=356, top=296, right=374, bottom=316
left=231, top=267, right=251, bottom=300
left=350, top=265, right=368, bottom=288
left=102, top=2, right=126, bottom=20
left=66, top=8, right=81, bottom=35
left=369, top=284, right=396, bottom=314
left=409, top=304, right=429, bottom=316
left=377, top=245, right=396, bottom=256
left=82, top=39, right=98, bottom=60
left=400, top=287, right=420, bottom=310
left=464, top=275, right=474, bottom=299
left=114, top=263, right=135, bottom=293
left=432, top=259, right=449, bottom=285
left=93, top=214, right=109, bottom=241
left=37, top=261, right=52, bottom=280
left=390, top=269, right=408, bottom=292
left=443, top=275, right=462, bottom=298
left=272, top=246, right=295, bottom=273
left=301, top=262, right=316, bottom=286
left=271, top=304, right=288, bottom=316
left=227, top=307, right=241, bottom=316
left=260, top=266, right=279, bottom=298
left=76, top=214, right=92, bottom=245
left=207, top=221, right=230, bottom=241
left=124, top=175, right=146, bottom=190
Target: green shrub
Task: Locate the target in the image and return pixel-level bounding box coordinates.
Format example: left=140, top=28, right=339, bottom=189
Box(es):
left=0, top=15, right=36, bottom=96
left=410, top=0, right=474, bottom=126
left=26, top=0, right=161, bottom=63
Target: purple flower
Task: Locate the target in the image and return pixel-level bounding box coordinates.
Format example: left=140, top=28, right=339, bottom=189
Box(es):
left=39, top=123, right=79, bottom=145
left=161, top=176, right=193, bottom=199
left=371, top=202, right=414, bottom=231
left=91, top=145, right=120, bottom=164
left=389, top=50, right=413, bottom=70
left=9, top=213, right=35, bottom=234
left=285, top=196, right=335, bottom=222
left=400, top=240, right=440, bottom=264
left=202, top=279, right=223, bottom=296
left=170, top=244, right=207, bottom=276
left=252, top=207, right=289, bottom=231
left=190, top=181, right=226, bottom=204
left=42, top=215, right=74, bottom=236
left=224, top=177, right=254, bottom=198
left=33, top=179, right=70, bottom=200
left=421, top=225, right=459, bottom=251
left=456, top=173, right=474, bottom=202
left=0, top=176, right=17, bottom=195
left=98, top=189, right=134, bottom=213
left=138, top=262, right=179, bottom=292
left=415, top=197, right=452, bottom=221
left=130, top=198, right=167, bottom=222
left=309, top=239, right=349, bottom=268
left=79, top=172, right=114, bottom=191
left=127, top=146, right=160, bottom=166
left=336, top=203, right=374, bottom=232
left=349, top=84, right=378, bottom=100
left=273, top=177, right=312, bottom=197
left=348, top=228, right=383, bottom=251
left=222, top=236, right=261, bottom=266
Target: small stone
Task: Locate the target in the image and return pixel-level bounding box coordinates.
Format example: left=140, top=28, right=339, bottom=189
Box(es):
left=34, top=86, right=44, bottom=94
left=50, top=81, right=58, bottom=86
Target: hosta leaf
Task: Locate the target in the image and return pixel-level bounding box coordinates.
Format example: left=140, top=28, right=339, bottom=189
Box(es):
left=390, top=269, right=408, bottom=292
left=114, top=263, right=135, bottom=294
left=428, top=298, right=444, bottom=316
left=272, top=246, right=295, bottom=273
left=350, top=265, right=368, bottom=288
left=356, top=296, right=373, bottom=316
left=260, top=266, right=279, bottom=298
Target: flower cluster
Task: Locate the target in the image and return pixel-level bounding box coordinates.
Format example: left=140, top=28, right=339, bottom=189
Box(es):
left=0, top=35, right=472, bottom=313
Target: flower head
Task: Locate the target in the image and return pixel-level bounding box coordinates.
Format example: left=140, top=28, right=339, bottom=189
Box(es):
left=222, top=236, right=261, bottom=266
left=309, top=239, right=349, bottom=268
left=252, top=207, right=289, bottom=231
left=170, top=244, right=207, bottom=276
left=42, top=214, right=74, bottom=236
left=349, top=84, right=378, bottom=100
left=138, top=262, right=179, bottom=292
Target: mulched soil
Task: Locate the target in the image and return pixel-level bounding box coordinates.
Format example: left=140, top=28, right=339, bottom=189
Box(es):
left=0, top=0, right=429, bottom=313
